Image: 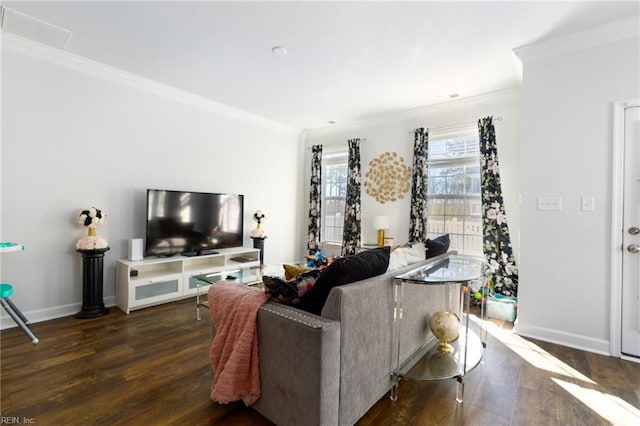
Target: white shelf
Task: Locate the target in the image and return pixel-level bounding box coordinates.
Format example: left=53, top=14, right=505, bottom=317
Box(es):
left=116, top=247, right=260, bottom=314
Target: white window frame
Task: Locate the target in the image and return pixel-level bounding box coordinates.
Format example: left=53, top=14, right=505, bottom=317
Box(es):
left=427, top=127, right=483, bottom=256
left=321, top=147, right=348, bottom=245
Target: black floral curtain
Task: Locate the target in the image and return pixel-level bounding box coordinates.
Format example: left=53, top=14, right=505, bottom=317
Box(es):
left=409, top=128, right=429, bottom=244
left=478, top=117, right=518, bottom=297
left=341, top=139, right=362, bottom=256
left=308, top=145, right=322, bottom=254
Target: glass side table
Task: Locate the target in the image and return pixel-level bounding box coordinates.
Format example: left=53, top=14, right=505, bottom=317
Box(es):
left=391, top=254, right=488, bottom=403
left=193, top=264, right=284, bottom=320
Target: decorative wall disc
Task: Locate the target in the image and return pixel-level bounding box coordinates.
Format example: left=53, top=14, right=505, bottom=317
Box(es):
left=364, top=151, right=412, bottom=204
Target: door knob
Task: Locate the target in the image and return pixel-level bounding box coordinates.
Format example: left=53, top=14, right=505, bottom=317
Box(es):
left=629, top=227, right=640, bottom=235
left=628, top=244, right=640, bottom=254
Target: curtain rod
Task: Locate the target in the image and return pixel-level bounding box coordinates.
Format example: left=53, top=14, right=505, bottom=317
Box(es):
left=409, top=116, right=503, bottom=134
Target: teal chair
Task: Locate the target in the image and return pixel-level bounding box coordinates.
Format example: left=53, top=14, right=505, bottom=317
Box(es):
left=1, top=242, right=39, bottom=344
left=0, top=284, right=40, bottom=345
left=1, top=283, right=39, bottom=344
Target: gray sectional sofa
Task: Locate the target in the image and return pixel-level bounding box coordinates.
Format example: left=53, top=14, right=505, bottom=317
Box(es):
left=250, top=252, right=450, bottom=426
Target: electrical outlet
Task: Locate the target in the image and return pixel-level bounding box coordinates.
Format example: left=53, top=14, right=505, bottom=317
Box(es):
left=581, top=196, right=595, bottom=212
left=537, top=196, right=562, bottom=211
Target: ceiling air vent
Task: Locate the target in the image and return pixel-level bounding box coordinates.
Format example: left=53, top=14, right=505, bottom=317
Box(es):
left=1, top=6, right=71, bottom=49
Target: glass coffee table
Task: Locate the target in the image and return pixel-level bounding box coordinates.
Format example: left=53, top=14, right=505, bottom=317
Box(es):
left=193, top=264, right=285, bottom=320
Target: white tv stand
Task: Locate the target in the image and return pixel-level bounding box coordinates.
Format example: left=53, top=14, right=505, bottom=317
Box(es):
left=115, top=247, right=260, bottom=314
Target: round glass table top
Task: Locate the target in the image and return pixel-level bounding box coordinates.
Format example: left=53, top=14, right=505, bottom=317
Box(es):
left=395, top=254, right=487, bottom=284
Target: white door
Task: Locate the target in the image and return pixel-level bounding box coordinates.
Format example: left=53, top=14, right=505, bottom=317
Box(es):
left=621, top=105, right=640, bottom=358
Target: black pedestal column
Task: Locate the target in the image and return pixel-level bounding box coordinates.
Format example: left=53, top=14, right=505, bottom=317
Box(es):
left=76, top=247, right=110, bottom=318
left=251, top=237, right=266, bottom=265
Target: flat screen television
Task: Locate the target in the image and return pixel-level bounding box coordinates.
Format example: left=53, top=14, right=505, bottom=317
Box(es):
left=145, top=189, right=244, bottom=257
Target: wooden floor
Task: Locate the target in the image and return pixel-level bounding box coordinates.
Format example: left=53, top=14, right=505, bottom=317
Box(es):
left=2, top=298, right=639, bottom=425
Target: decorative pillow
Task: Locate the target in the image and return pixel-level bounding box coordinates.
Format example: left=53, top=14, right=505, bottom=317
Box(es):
left=283, top=263, right=309, bottom=280
left=425, top=234, right=450, bottom=259
left=263, top=269, right=321, bottom=305
left=387, top=243, right=426, bottom=272
left=297, top=246, right=391, bottom=315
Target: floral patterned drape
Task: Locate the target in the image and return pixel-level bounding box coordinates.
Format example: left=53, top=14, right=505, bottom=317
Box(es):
left=478, top=117, right=518, bottom=297
left=307, top=145, right=323, bottom=254
left=341, top=138, right=361, bottom=256
left=409, top=128, right=429, bottom=244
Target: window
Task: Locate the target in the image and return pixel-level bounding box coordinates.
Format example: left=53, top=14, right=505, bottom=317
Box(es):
left=427, top=130, right=483, bottom=256
left=321, top=149, right=348, bottom=244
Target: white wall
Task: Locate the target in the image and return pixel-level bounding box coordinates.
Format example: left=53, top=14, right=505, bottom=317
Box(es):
left=514, top=24, right=640, bottom=354
left=303, top=89, right=522, bottom=256
left=0, top=36, right=305, bottom=326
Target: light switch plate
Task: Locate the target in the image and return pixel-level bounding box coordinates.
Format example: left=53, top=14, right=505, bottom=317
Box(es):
left=537, top=196, right=562, bottom=211
left=581, top=196, right=595, bottom=212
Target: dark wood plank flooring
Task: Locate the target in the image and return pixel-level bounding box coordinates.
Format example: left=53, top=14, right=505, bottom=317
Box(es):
left=2, top=298, right=639, bottom=425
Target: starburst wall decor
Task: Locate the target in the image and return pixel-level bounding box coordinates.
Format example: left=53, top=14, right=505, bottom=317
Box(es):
left=364, top=151, right=412, bottom=204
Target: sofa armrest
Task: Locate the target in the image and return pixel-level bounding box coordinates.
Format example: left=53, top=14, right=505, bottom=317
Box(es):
left=252, top=302, right=341, bottom=426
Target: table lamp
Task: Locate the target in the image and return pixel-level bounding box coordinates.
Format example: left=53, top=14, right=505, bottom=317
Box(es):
left=373, top=216, right=390, bottom=247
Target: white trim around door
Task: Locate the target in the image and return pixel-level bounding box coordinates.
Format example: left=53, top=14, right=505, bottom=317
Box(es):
left=611, top=97, right=640, bottom=362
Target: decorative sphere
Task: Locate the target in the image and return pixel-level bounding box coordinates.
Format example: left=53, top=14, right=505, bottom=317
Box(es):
left=473, top=291, right=483, bottom=301
left=429, top=311, right=460, bottom=353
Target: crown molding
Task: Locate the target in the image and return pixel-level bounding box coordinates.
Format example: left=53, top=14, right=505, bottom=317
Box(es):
left=1, top=32, right=301, bottom=136
left=305, top=87, right=521, bottom=136
left=514, top=15, right=640, bottom=63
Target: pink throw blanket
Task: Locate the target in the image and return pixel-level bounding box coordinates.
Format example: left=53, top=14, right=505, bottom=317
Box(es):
left=208, top=281, right=268, bottom=406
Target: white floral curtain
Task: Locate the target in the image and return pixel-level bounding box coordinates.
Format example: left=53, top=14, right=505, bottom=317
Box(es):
left=409, top=128, right=429, bottom=243
left=478, top=117, right=518, bottom=297
left=307, top=145, right=322, bottom=254
left=341, top=139, right=361, bottom=256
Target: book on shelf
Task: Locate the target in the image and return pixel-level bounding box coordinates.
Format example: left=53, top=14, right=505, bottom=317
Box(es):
left=230, top=255, right=258, bottom=263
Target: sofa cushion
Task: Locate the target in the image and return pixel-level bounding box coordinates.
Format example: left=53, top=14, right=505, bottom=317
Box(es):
left=297, top=246, right=391, bottom=315
left=263, top=269, right=321, bottom=305
left=425, top=234, right=450, bottom=259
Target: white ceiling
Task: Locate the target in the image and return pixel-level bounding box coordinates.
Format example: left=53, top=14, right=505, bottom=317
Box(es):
left=2, top=1, right=638, bottom=131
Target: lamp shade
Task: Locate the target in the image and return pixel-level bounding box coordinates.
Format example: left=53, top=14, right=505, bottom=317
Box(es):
left=373, top=216, right=390, bottom=230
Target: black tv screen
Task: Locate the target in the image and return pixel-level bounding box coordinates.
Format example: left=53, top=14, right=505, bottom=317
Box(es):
left=145, top=189, right=244, bottom=257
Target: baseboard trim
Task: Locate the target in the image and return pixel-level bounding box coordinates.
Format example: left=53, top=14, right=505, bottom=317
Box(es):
left=0, top=296, right=116, bottom=330
left=513, top=321, right=611, bottom=357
